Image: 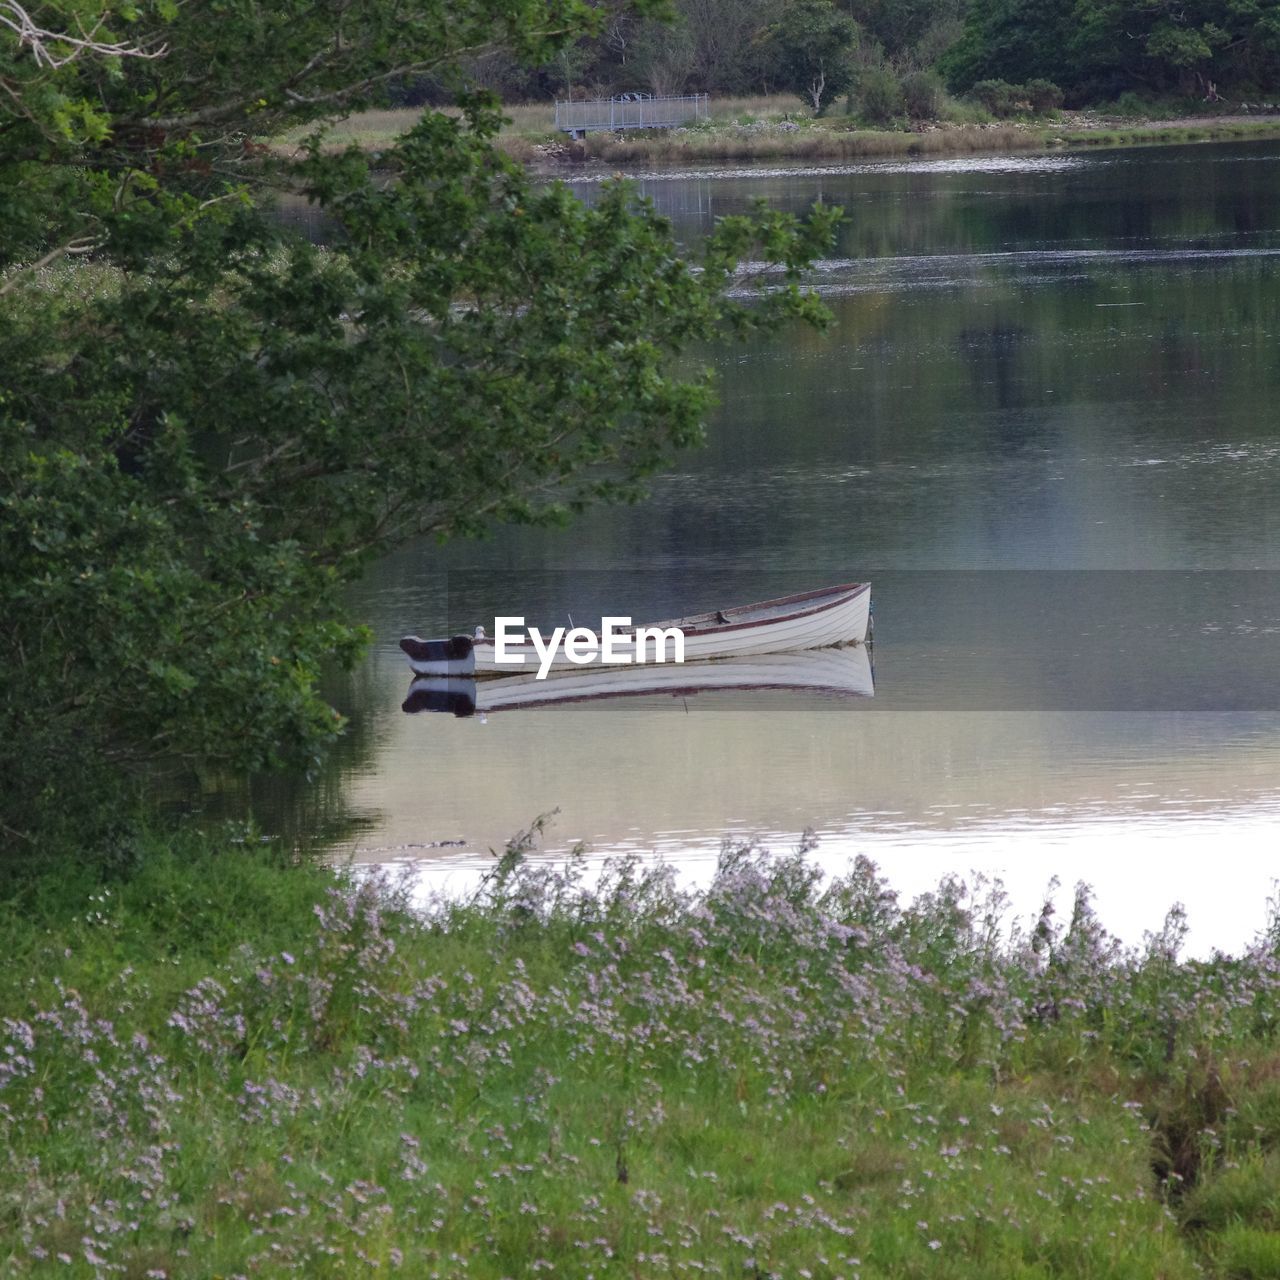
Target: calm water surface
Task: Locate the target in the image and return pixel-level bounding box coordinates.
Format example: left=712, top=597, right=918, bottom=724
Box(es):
left=318, top=142, right=1280, bottom=952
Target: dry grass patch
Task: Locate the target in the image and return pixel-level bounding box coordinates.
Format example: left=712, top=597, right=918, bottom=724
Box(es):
left=582, top=122, right=1038, bottom=165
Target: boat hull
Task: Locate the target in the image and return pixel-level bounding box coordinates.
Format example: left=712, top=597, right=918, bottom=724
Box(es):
left=470, top=582, right=870, bottom=675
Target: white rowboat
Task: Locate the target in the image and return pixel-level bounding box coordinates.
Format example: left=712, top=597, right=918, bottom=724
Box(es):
left=401, top=582, right=871, bottom=677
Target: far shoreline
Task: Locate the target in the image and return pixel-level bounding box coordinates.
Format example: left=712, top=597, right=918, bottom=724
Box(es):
left=512, top=113, right=1280, bottom=173
left=276, top=101, right=1280, bottom=172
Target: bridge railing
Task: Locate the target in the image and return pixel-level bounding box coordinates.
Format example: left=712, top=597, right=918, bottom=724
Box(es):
left=554, top=94, right=709, bottom=135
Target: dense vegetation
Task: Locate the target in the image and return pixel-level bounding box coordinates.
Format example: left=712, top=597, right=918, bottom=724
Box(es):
left=462, top=0, right=1280, bottom=116
left=943, top=0, right=1280, bottom=104
left=0, top=1, right=836, bottom=850
left=6, top=836, right=1280, bottom=1276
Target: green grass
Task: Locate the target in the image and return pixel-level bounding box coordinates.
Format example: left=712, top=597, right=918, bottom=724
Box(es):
left=6, top=835, right=1280, bottom=1275
left=1184, top=1156, right=1280, bottom=1232
left=1212, top=1225, right=1280, bottom=1278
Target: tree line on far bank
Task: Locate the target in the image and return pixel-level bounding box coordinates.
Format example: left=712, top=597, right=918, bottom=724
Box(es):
left=445, top=0, right=1280, bottom=117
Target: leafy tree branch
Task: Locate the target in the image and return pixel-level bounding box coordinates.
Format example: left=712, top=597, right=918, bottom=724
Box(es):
left=1, top=0, right=839, bottom=848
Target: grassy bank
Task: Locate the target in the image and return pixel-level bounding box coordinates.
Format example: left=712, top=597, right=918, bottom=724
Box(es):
left=556, top=115, right=1280, bottom=166
left=279, top=97, right=1280, bottom=168
left=5, top=832, right=1280, bottom=1277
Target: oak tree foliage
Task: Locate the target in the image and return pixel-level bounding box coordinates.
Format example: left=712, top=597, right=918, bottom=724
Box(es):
left=766, top=0, right=860, bottom=115
left=943, top=0, right=1280, bottom=99
left=0, top=1, right=839, bottom=846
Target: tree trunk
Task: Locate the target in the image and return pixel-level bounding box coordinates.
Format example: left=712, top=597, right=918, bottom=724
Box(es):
left=808, top=62, right=826, bottom=114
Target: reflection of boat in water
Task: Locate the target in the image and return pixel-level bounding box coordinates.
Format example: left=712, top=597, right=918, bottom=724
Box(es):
left=402, top=647, right=875, bottom=717
left=400, top=581, right=871, bottom=675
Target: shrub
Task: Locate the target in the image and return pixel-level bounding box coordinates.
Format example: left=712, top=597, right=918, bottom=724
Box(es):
left=970, top=78, right=1025, bottom=117
left=1112, top=90, right=1149, bottom=118
left=1025, top=78, right=1064, bottom=113
left=855, top=66, right=906, bottom=124
left=901, top=69, right=944, bottom=119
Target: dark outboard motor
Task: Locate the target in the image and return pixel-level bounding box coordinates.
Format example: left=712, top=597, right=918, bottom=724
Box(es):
left=399, top=634, right=474, bottom=662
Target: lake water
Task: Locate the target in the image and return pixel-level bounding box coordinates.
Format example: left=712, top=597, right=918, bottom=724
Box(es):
left=313, top=141, right=1280, bottom=953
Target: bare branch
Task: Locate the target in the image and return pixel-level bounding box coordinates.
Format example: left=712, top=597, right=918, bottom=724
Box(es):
left=1, top=0, right=166, bottom=68
left=142, top=28, right=576, bottom=133
left=0, top=233, right=100, bottom=295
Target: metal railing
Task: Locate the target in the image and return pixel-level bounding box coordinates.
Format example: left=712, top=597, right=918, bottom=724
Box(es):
left=554, top=94, right=709, bottom=136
